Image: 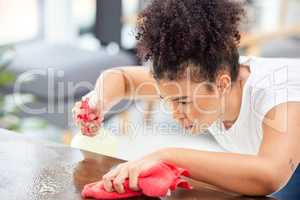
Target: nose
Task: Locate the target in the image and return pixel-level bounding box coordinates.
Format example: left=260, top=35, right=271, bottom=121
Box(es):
left=172, top=107, right=186, bottom=120
left=170, top=102, right=186, bottom=120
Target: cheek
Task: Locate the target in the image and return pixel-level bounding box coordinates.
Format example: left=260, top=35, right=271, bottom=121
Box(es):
left=186, top=99, right=220, bottom=121
left=169, top=103, right=184, bottom=119
left=185, top=104, right=201, bottom=120
left=194, top=97, right=220, bottom=115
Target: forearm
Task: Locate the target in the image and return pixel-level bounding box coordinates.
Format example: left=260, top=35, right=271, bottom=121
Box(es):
left=156, top=148, right=280, bottom=196
left=94, top=67, right=159, bottom=111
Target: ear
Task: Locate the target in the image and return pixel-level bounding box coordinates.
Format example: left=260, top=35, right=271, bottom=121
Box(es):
left=216, top=74, right=231, bottom=95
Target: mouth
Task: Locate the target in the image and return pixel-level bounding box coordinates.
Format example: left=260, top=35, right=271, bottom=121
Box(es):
left=178, top=119, right=195, bottom=131
left=185, top=124, right=194, bottom=130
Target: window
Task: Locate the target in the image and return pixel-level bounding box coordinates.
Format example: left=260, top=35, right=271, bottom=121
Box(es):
left=72, top=0, right=96, bottom=35
left=121, top=0, right=139, bottom=49
left=0, top=0, right=39, bottom=45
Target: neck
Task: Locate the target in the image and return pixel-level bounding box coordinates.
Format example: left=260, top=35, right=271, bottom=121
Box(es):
left=222, top=65, right=251, bottom=129
left=222, top=80, right=243, bottom=129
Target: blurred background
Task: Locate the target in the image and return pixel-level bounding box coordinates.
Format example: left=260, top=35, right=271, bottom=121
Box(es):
left=0, top=0, right=300, bottom=159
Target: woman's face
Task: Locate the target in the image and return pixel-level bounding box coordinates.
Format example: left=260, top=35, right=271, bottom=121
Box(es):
left=158, top=78, right=223, bottom=134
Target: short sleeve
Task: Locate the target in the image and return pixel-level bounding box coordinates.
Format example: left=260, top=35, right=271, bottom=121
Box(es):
left=251, top=65, right=300, bottom=123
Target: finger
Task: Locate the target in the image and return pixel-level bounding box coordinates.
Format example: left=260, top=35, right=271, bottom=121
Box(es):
left=78, top=126, right=89, bottom=136
left=80, top=126, right=89, bottom=135
left=73, top=112, right=81, bottom=125
left=73, top=107, right=83, bottom=123
left=102, top=177, right=114, bottom=193
left=102, top=164, right=122, bottom=192
left=90, top=108, right=102, bottom=120
left=80, top=122, right=99, bottom=136
left=72, top=106, right=79, bottom=118
left=74, top=102, right=81, bottom=110
left=88, top=113, right=97, bottom=120
left=89, top=123, right=100, bottom=133
left=92, top=115, right=103, bottom=125
left=102, top=167, right=121, bottom=192
left=113, top=168, right=129, bottom=194
left=81, top=121, right=90, bottom=127
left=128, top=167, right=140, bottom=191
left=73, top=102, right=81, bottom=112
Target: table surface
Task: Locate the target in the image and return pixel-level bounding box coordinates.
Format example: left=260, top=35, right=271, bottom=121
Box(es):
left=0, top=129, right=296, bottom=200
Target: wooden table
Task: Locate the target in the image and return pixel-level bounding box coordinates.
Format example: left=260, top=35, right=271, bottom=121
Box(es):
left=0, top=129, right=284, bottom=200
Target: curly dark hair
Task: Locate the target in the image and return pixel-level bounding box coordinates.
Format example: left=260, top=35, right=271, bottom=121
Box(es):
left=136, top=0, right=245, bottom=82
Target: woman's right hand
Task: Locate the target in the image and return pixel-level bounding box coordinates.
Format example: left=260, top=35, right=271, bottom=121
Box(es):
left=72, top=91, right=103, bottom=136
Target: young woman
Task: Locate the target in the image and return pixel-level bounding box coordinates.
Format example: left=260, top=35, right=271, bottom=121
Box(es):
left=73, top=0, right=300, bottom=196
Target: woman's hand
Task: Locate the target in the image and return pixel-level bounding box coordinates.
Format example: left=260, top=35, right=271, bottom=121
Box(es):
left=72, top=90, right=103, bottom=136
left=102, top=151, right=164, bottom=194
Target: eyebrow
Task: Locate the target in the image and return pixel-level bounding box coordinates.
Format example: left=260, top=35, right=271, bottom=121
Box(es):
left=160, top=95, right=188, bottom=102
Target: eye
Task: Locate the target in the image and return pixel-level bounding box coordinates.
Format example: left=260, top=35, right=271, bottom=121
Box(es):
left=179, top=101, right=190, bottom=105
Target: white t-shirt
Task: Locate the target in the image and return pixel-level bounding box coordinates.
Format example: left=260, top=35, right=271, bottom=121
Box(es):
left=208, top=56, right=300, bottom=155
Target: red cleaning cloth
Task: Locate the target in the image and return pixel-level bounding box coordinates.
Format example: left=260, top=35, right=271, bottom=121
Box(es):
left=76, top=98, right=102, bottom=136
left=81, top=162, right=193, bottom=199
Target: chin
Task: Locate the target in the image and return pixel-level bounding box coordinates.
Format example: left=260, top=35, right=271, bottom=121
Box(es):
left=185, top=126, right=208, bottom=135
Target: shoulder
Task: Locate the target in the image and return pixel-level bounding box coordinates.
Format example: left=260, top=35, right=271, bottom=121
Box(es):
left=244, top=57, right=300, bottom=121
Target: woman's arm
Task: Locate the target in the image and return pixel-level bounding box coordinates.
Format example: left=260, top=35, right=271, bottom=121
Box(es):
left=157, top=149, right=277, bottom=196
left=103, top=102, right=300, bottom=196
left=156, top=102, right=300, bottom=196
left=73, top=66, right=159, bottom=135
left=94, top=66, right=159, bottom=111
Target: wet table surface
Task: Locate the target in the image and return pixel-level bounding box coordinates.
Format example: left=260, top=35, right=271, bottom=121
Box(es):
left=0, top=129, right=298, bottom=200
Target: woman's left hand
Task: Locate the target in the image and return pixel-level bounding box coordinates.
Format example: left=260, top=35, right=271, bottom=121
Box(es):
left=102, top=151, right=164, bottom=194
